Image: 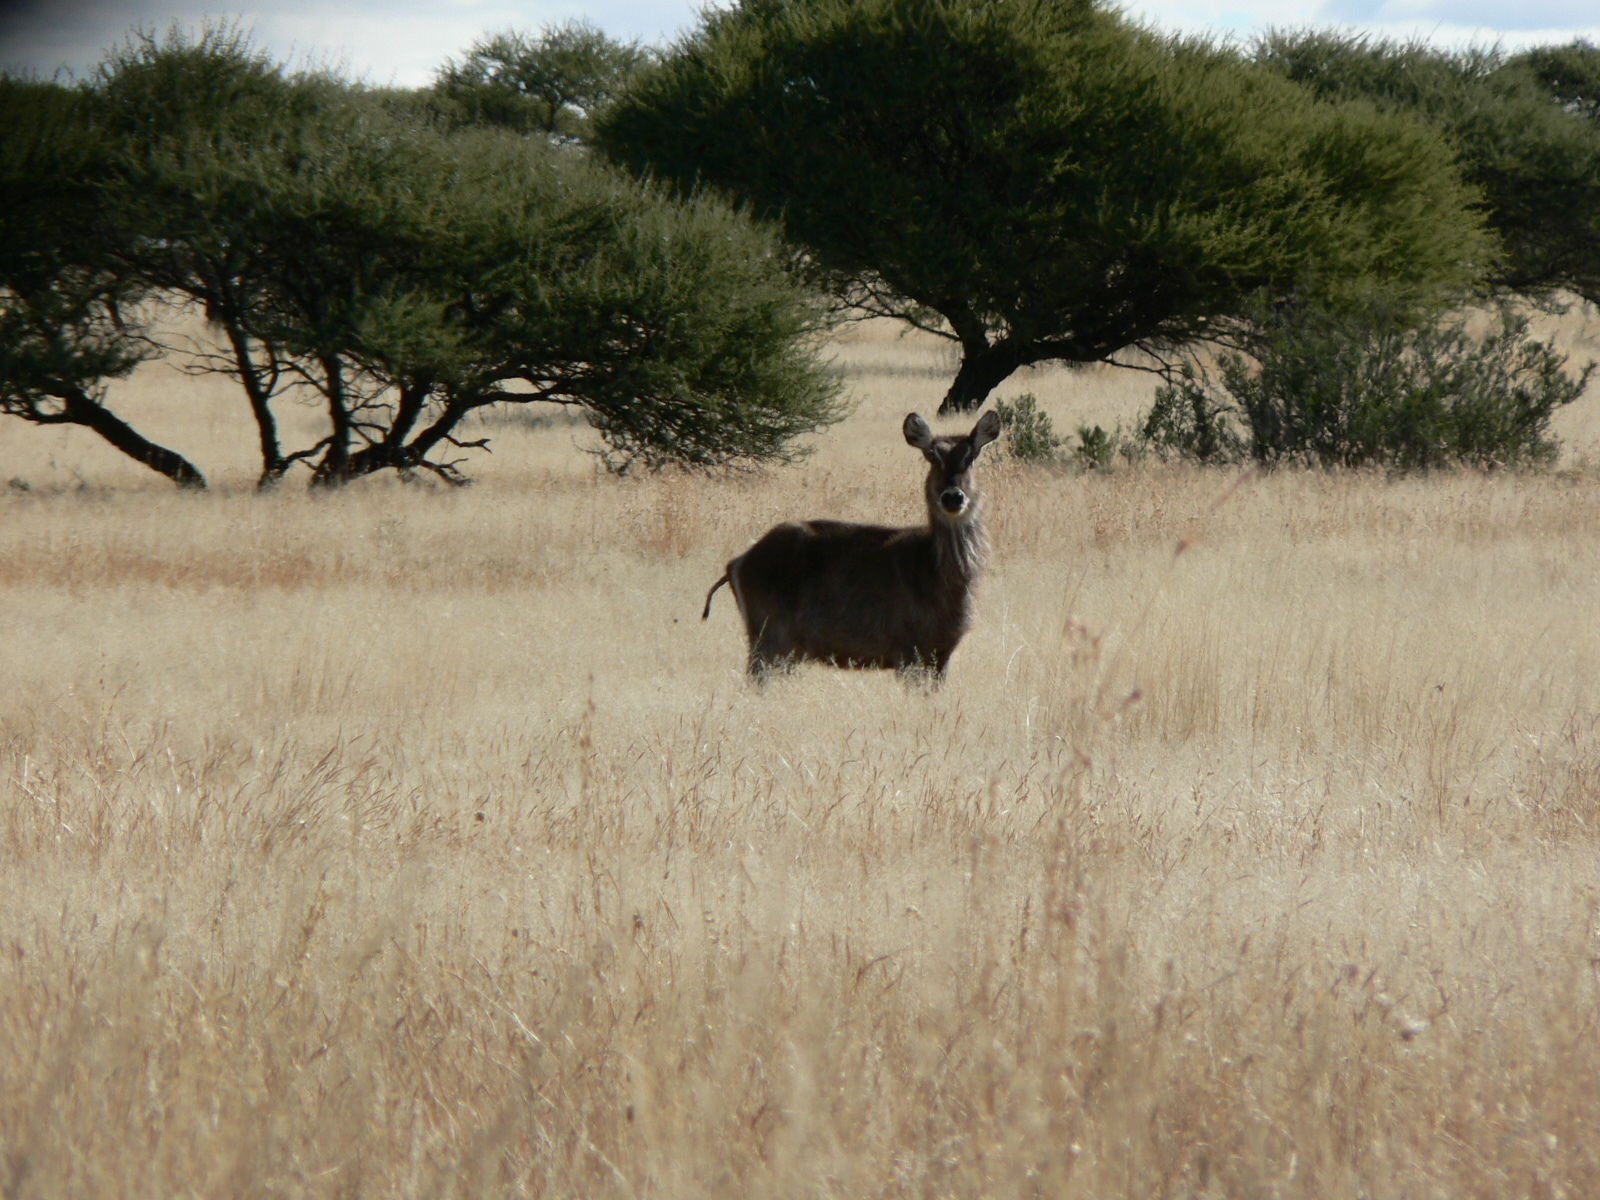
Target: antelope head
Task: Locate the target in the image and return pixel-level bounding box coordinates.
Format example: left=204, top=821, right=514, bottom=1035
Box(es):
left=903, top=409, right=1002, bottom=524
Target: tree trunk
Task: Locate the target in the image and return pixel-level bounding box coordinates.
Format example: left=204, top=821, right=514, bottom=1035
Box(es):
left=938, top=340, right=1023, bottom=415
left=62, top=387, right=207, bottom=488
left=310, top=355, right=352, bottom=488
left=339, top=379, right=432, bottom=479
left=218, top=319, right=287, bottom=489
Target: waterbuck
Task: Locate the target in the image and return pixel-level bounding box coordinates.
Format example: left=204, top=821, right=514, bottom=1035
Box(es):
left=703, top=409, right=1002, bottom=681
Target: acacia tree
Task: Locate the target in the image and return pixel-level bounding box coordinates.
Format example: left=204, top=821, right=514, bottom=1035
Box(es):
left=433, top=22, right=649, bottom=140
left=1516, top=40, right=1600, bottom=124
left=597, top=0, right=1490, bottom=413
left=239, top=123, right=846, bottom=484
left=402, top=141, right=848, bottom=475
left=0, top=78, right=206, bottom=487
left=1256, top=33, right=1600, bottom=309
left=82, top=29, right=842, bottom=488
left=87, top=29, right=348, bottom=485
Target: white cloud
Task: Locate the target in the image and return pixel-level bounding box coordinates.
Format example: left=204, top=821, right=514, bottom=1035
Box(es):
left=1122, top=0, right=1597, bottom=46
left=1, top=0, right=1595, bottom=86
left=0, top=0, right=700, bottom=86
left=1321, top=0, right=1596, bottom=31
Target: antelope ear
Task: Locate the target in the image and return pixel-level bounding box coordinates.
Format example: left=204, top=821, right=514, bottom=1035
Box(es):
left=903, top=413, right=934, bottom=450
left=971, top=409, right=1002, bottom=451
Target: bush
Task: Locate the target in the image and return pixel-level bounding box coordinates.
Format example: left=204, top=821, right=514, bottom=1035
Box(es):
left=1140, top=365, right=1247, bottom=464
left=1141, top=298, right=1593, bottom=470
left=993, top=394, right=1062, bottom=463
left=1073, top=424, right=1118, bottom=471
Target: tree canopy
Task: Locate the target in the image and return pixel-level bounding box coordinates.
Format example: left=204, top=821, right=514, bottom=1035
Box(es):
left=432, top=22, right=649, bottom=140
left=1516, top=39, right=1600, bottom=124
left=0, top=28, right=843, bottom=488
left=1255, top=32, right=1600, bottom=309
left=0, top=78, right=205, bottom=486
left=597, top=0, right=1491, bottom=413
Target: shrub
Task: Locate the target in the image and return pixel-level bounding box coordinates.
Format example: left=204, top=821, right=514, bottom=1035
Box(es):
left=1073, top=424, right=1118, bottom=471
left=1141, top=298, right=1593, bottom=469
left=993, top=394, right=1061, bottom=463
left=1140, top=365, right=1247, bottom=464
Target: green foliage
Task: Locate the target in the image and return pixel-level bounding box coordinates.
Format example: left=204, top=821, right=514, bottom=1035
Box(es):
left=992, top=394, right=1130, bottom=470
left=1073, top=425, right=1117, bottom=471
left=992, top=394, right=1061, bottom=463
left=1140, top=366, right=1245, bottom=463
left=599, top=0, right=1490, bottom=414
left=0, top=77, right=205, bottom=487
left=1515, top=40, right=1600, bottom=124
left=0, top=79, right=128, bottom=361
left=1142, top=297, right=1593, bottom=470
left=436, top=137, right=847, bottom=473
left=37, top=26, right=841, bottom=488
left=433, top=23, right=649, bottom=140
left=1255, top=33, right=1600, bottom=307
left=83, top=28, right=435, bottom=483
left=0, top=277, right=153, bottom=419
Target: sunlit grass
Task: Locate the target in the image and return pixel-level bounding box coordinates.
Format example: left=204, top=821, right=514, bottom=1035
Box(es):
left=1, top=314, right=1599, bottom=1196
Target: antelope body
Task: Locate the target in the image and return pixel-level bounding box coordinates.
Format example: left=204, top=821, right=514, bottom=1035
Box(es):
left=703, top=410, right=1001, bottom=680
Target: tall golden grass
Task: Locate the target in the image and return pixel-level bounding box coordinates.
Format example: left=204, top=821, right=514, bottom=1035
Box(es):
left=2, top=314, right=1599, bottom=1197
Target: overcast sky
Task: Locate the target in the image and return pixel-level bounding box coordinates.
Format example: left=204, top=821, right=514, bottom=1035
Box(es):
left=1, top=0, right=1595, bottom=87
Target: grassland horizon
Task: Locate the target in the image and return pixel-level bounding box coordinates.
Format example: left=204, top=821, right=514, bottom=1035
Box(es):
left=2, top=312, right=1600, bottom=1197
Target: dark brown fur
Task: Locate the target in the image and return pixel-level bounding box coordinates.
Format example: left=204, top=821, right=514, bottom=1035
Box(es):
left=703, top=410, right=1001, bottom=681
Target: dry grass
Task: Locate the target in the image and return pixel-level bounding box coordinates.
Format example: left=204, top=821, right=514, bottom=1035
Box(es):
left=2, top=313, right=1600, bottom=1197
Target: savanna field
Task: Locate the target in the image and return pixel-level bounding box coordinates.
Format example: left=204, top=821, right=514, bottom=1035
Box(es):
left=3, top=313, right=1600, bottom=1197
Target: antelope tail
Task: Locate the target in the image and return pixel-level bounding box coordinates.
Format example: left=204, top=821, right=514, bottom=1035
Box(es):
left=703, top=573, right=731, bottom=620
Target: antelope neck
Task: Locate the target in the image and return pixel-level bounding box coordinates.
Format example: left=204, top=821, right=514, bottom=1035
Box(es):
left=929, top=499, right=985, bottom=585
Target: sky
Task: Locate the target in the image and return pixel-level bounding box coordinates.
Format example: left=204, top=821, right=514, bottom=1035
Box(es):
left=0, top=0, right=1595, bottom=88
